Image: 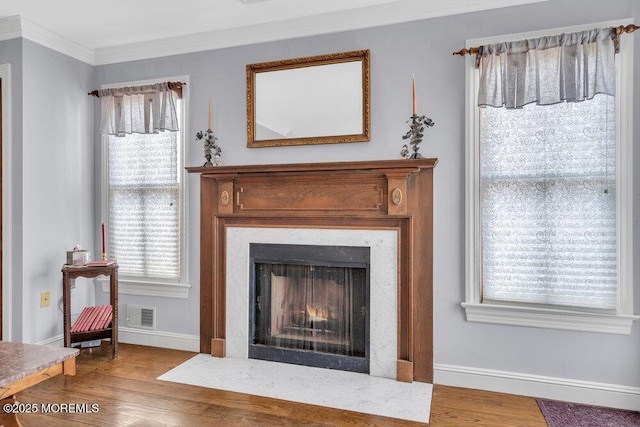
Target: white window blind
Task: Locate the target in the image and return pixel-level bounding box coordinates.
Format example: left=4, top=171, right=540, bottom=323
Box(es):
left=479, top=95, right=617, bottom=310
left=107, top=122, right=181, bottom=280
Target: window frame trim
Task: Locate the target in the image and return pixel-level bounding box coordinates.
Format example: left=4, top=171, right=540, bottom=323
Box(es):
left=100, top=75, right=191, bottom=298
left=463, top=20, right=638, bottom=334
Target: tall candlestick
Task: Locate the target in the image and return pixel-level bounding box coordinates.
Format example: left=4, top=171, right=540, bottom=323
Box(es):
left=101, top=221, right=106, bottom=259
left=207, top=97, right=212, bottom=131
left=412, top=74, right=417, bottom=116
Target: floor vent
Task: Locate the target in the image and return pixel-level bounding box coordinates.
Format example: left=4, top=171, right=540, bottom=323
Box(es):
left=127, top=304, right=156, bottom=330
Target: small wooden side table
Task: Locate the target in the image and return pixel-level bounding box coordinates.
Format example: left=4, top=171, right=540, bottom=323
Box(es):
left=61, top=264, right=119, bottom=358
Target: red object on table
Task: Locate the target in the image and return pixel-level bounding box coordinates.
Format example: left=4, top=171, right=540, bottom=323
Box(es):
left=101, top=222, right=105, bottom=254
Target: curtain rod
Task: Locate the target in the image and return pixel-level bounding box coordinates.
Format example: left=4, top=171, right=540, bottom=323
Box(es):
left=452, top=23, right=639, bottom=56
left=88, top=81, right=186, bottom=97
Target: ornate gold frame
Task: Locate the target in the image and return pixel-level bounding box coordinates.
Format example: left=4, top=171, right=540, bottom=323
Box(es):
left=246, top=50, right=370, bottom=148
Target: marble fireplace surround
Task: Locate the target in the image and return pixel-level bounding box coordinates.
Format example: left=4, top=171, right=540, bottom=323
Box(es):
left=226, top=227, right=398, bottom=378
left=187, top=159, right=436, bottom=383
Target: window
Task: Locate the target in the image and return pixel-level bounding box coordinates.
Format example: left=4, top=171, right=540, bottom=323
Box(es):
left=463, top=22, right=637, bottom=334
left=101, top=78, right=190, bottom=298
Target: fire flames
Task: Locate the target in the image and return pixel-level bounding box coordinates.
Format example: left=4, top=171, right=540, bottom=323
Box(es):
left=306, top=304, right=329, bottom=322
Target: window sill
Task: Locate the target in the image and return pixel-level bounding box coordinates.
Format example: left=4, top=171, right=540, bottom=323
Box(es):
left=99, top=277, right=191, bottom=299
left=461, top=302, right=639, bottom=335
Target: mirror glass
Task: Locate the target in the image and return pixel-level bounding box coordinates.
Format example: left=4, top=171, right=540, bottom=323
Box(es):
left=247, top=50, right=370, bottom=148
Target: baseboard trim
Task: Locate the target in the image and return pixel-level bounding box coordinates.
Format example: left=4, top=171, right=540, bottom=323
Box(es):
left=35, top=329, right=199, bottom=353
left=36, top=335, right=63, bottom=346
left=118, top=327, right=199, bottom=352
left=434, top=363, right=640, bottom=411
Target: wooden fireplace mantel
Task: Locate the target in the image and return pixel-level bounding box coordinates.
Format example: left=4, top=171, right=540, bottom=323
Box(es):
left=187, top=158, right=437, bottom=383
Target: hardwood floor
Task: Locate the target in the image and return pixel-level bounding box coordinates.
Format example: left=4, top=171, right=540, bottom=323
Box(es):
left=15, top=343, right=547, bottom=426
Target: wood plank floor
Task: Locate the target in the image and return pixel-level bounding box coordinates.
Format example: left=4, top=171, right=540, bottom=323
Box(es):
left=14, top=343, right=547, bottom=426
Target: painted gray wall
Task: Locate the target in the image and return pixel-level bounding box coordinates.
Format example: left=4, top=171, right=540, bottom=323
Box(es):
left=2, top=0, right=637, bottom=388
left=0, top=37, right=24, bottom=341
left=0, top=39, right=95, bottom=343
left=96, top=0, right=639, bottom=388
left=22, top=40, right=96, bottom=343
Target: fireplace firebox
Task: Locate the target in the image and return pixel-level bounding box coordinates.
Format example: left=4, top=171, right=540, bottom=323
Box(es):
left=249, top=244, right=370, bottom=373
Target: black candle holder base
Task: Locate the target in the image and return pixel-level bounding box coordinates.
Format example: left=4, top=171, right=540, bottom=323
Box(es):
left=401, top=114, right=434, bottom=159
left=196, top=129, right=221, bottom=167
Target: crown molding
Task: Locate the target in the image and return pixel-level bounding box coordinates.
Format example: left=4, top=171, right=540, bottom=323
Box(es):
left=0, top=15, right=94, bottom=64
left=0, top=15, right=22, bottom=42
left=2, top=0, right=549, bottom=66
left=19, top=16, right=94, bottom=64
left=94, top=0, right=549, bottom=65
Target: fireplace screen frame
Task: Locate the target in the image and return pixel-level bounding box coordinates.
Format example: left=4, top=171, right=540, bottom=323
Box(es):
left=249, top=243, right=371, bottom=373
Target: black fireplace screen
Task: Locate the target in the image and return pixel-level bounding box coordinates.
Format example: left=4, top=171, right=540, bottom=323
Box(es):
left=249, top=244, right=370, bottom=373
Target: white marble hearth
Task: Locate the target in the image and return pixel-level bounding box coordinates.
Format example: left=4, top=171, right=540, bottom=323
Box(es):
left=225, top=227, right=398, bottom=379
left=158, top=354, right=432, bottom=423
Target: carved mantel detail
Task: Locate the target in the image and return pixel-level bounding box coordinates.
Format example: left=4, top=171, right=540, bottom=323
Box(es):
left=187, top=158, right=437, bottom=383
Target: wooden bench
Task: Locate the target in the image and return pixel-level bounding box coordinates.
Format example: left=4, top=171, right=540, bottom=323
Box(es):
left=0, top=342, right=78, bottom=426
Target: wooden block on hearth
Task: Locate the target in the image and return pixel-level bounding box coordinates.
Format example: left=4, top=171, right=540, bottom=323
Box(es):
left=397, top=359, right=414, bottom=383
left=211, top=338, right=226, bottom=358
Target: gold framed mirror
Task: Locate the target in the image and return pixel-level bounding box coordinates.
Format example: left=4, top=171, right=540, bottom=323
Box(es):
left=247, top=50, right=370, bottom=148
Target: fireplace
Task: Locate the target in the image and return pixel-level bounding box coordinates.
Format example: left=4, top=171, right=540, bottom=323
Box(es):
left=188, top=159, right=436, bottom=383
left=249, top=243, right=370, bottom=373
left=226, top=227, right=398, bottom=378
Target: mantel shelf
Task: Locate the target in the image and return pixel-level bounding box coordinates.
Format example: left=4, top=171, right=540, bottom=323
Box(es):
left=186, top=158, right=437, bottom=175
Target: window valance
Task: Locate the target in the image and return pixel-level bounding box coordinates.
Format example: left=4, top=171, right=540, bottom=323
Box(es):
left=476, top=28, right=616, bottom=108
left=99, top=82, right=182, bottom=136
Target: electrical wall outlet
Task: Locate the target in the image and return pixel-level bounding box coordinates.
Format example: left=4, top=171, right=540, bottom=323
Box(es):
left=40, top=291, right=50, bottom=308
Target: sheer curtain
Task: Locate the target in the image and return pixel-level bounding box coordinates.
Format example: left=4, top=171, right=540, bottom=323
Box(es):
left=476, top=28, right=618, bottom=310
left=99, top=82, right=180, bottom=136
left=477, top=28, right=616, bottom=108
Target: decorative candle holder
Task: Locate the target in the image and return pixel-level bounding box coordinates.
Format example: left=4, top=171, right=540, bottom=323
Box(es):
left=196, top=129, right=222, bottom=167
left=402, top=114, right=434, bottom=159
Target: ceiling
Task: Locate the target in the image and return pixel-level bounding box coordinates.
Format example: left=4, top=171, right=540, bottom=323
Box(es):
left=0, top=0, right=549, bottom=64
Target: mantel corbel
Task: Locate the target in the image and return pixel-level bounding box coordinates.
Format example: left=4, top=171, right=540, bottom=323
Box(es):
left=377, top=168, right=421, bottom=215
